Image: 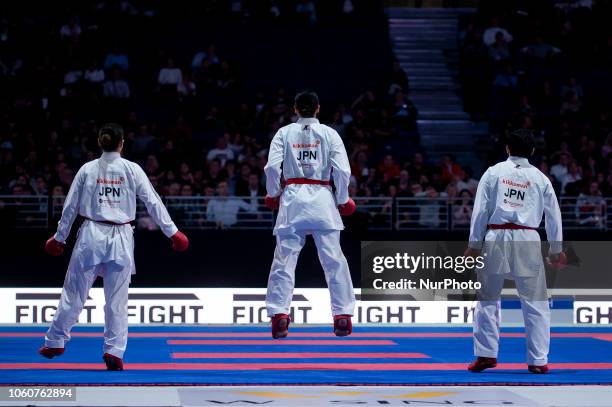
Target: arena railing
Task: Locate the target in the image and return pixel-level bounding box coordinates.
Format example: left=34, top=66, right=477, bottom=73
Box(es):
left=1, top=195, right=610, bottom=231
left=0, top=195, right=51, bottom=228
left=394, top=197, right=611, bottom=231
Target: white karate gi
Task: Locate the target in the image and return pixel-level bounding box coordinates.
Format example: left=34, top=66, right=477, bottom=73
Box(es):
left=469, top=156, right=563, bottom=365
left=45, top=152, right=178, bottom=358
left=265, top=117, right=355, bottom=317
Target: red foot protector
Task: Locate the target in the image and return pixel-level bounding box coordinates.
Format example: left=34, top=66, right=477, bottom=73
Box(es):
left=271, top=313, right=290, bottom=339
left=528, top=364, right=550, bottom=374
left=467, top=357, right=497, bottom=372
left=38, top=346, right=64, bottom=359
left=103, top=353, right=124, bottom=371
left=334, top=315, right=353, bottom=337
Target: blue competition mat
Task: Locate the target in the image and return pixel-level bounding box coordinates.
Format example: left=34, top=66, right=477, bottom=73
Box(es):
left=1, top=325, right=611, bottom=386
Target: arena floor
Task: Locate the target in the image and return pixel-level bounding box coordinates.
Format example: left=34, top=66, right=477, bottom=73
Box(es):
left=0, top=325, right=611, bottom=406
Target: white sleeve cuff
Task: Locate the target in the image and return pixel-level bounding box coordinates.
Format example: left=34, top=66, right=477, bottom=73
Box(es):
left=54, top=231, right=67, bottom=244
left=468, top=241, right=483, bottom=250
left=163, top=223, right=179, bottom=238
left=548, top=241, right=562, bottom=255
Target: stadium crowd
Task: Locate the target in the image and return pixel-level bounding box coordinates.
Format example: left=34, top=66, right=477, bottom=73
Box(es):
left=458, top=0, right=612, bottom=227
left=0, top=1, right=610, bottom=229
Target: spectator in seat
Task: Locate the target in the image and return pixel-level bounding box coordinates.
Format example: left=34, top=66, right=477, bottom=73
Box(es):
left=521, top=34, right=559, bottom=61
left=60, top=16, right=81, bottom=41
left=132, top=125, right=154, bottom=158
left=165, top=183, right=198, bottom=227
left=63, top=65, right=83, bottom=86
left=296, top=0, right=317, bottom=24
left=206, top=159, right=224, bottom=187
left=551, top=152, right=570, bottom=182
left=178, top=72, right=196, bottom=97
left=144, top=155, right=160, bottom=176
left=216, top=60, right=236, bottom=90
left=191, top=44, right=220, bottom=70
left=440, top=154, right=462, bottom=184
left=414, top=185, right=448, bottom=228
left=378, top=154, right=400, bottom=184
left=488, top=31, right=510, bottom=61
left=181, top=184, right=194, bottom=197
left=457, top=168, right=479, bottom=194
left=104, top=48, right=129, bottom=71
left=103, top=68, right=130, bottom=99
left=350, top=149, right=370, bottom=178
left=32, top=176, right=48, bottom=196
left=84, top=60, right=105, bottom=84
left=245, top=173, right=265, bottom=197
left=492, top=62, right=518, bottom=91
left=207, top=136, right=235, bottom=166
left=408, top=152, right=429, bottom=183
left=206, top=181, right=256, bottom=228
left=453, top=189, right=474, bottom=226
left=391, top=90, right=418, bottom=131
left=179, top=162, right=194, bottom=185
left=229, top=133, right=246, bottom=160
left=158, top=58, right=183, bottom=89
left=561, top=76, right=584, bottom=101
left=397, top=171, right=412, bottom=197
left=234, top=163, right=253, bottom=195
left=561, top=160, right=582, bottom=194
left=575, top=181, right=606, bottom=228
left=330, top=110, right=347, bottom=138
left=167, top=182, right=181, bottom=196
left=539, top=160, right=556, bottom=184
left=560, top=90, right=582, bottom=115
left=483, top=17, right=513, bottom=46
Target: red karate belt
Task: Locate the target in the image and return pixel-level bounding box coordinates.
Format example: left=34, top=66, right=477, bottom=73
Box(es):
left=488, top=223, right=536, bottom=230
left=285, top=178, right=332, bottom=186
left=83, top=217, right=133, bottom=226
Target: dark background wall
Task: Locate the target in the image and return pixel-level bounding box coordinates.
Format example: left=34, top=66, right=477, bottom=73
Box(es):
left=1, top=228, right=608, bottom=288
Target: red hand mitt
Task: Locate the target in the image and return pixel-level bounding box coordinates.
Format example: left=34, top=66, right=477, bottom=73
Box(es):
left=171, top=231, right=189, bottom=252
left=44, top=237, right=64, bottom=256
left=338, top=198, right=357, bottom=216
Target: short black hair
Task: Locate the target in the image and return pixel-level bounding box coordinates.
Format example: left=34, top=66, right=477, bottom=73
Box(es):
left=294, top=91, right=319, bottom=117
left=506, top=128, right=535, bottom=158
left=98, top=123, right=124, bottom=152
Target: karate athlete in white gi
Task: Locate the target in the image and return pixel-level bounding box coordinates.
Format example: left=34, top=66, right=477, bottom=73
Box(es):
left=464, top=129, right=565, bottom=374
left=39, top=123, right=189, bottom=370
left=264, top=91, right=357, bottom=338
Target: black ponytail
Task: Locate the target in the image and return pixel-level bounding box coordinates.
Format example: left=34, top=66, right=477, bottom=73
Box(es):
left=98, top=123, right=124, bottom=152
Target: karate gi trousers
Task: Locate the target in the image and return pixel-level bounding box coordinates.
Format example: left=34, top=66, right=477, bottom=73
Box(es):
left=45, top=221, right=134, bottom=358
left=473, top=229, right=550, bottom=366
left=266, top=229, right=355, bottom=318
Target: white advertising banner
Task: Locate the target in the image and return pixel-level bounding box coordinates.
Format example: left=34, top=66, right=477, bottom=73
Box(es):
left=2, top=288, right=472, bottom=325
left=0, top=288, right=606, bottom=325
left=573, top=301, right=612, bottom=324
